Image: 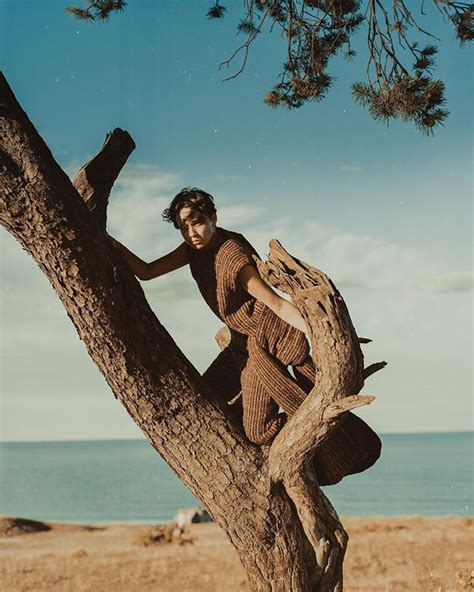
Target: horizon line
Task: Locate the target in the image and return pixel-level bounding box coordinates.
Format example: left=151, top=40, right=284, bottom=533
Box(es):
left=1, top=429, right=472, bottom=445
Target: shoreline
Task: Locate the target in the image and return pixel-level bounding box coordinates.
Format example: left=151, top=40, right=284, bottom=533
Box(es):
left=1, top=512, right=472, bottom=527
left=2, top=429, right=472, bottom=444
left=1, top=515, right=472, bottom=591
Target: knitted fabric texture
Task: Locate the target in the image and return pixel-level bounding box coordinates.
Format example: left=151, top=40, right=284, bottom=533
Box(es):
left=189, top=227, right=381, bottom=486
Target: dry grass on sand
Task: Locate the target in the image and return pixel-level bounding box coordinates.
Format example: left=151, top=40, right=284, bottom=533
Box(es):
left=0, top=515, right=472, bottom=591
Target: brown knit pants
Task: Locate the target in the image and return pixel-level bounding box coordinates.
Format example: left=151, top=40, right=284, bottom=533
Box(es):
left=240, top=335, right=312, bottom=444
left=201, top=345, right=243, bottom=420
left=201, top=308, right=315, bottom=446
left=202, top=340, right=381, bottom=487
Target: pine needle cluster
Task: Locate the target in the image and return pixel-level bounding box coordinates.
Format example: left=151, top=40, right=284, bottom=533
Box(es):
left=435, top=1, right=473, bottom=44
left=66, top=0, right=126, bottom=21
left=353, top=76, right=448, bottom=135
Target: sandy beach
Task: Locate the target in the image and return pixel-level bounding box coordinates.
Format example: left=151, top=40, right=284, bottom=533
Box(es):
left=0, top=515, right=472, bottom=591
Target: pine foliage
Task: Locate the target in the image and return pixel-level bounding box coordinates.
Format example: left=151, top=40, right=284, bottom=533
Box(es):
left=66, top=0, right=473, bottom=134
left=66, top=0, right=126, bottom=21
left=207, top=3, right=227, bottom=19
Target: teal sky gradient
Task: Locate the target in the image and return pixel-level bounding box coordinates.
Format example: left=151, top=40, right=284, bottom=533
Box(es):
left=0, top=0, right=472, bottom=441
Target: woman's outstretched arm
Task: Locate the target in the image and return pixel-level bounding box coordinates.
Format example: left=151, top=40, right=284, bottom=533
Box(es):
left=238, top=264, right=307, bottom=333
left=108, top=236, right=188, bottom=280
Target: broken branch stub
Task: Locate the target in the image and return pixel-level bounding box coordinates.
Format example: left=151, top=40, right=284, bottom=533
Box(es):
left=72, top=128, right=135, bottom=228
left=364, top=361, right=388, bottom=379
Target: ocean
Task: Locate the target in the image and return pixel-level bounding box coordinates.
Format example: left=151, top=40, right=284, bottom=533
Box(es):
left=0, top=432, right=472, bottom=524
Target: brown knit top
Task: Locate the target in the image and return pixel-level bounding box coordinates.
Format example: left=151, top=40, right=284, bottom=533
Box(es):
left=187, top=227, right=261, bottom=337
left=187, top=227, right=310, bottom=366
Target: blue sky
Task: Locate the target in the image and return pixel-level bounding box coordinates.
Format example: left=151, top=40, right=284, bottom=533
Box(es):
left=0, top=0, right=472, bottom=441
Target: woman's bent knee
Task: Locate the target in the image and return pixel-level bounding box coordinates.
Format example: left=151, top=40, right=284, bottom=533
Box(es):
left=243, top=416, right=285, bottom=446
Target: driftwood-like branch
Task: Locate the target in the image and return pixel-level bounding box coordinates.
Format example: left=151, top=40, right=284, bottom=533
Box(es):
left=72, top=128, right=135, bottom=228
left=258, top=239, right=377, bottom=590
left=268, top=393, right=374, bottom=481
left=324, top=394, right=375, bottom=422
left=256, top=240, right=367, bottom=463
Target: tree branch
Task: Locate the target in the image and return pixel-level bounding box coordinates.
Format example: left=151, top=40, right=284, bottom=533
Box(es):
left=255, top=238, right=381, bottom=590
left=72, top=128, right=135, bottom=228
left=281, top=464, right=348, bottom=591
left=364, top=360, right=387, bottom=379
left=267, top=393, right=374, bottom=482
left=255, top=239, right=364, bottom=395
left=66, top=1, right=472, bottom=133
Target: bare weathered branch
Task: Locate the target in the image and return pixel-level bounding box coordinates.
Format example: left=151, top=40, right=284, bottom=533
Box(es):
left=268, top=393, right=375, bottom=482
left=72, top=128, right=135, bottom=229
left=324, top=394, right=375, bottom=421
left=256, top=239, right=364, bottom=391
left=253, top=237, right=381, bottom=590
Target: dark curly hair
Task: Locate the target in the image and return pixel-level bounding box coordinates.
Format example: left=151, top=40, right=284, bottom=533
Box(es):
left=162, top=187, right=217, bottom=229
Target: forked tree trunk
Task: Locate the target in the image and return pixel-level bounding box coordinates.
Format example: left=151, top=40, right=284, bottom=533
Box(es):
left=0, top=73, right=384, bottom=591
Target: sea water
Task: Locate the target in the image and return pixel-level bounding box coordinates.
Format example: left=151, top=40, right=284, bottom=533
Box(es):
left=0, top=432, right=471, bottom=524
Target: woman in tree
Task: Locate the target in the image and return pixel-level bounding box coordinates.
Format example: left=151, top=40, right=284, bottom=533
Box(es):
left=109, top=187, right=381, bottom=485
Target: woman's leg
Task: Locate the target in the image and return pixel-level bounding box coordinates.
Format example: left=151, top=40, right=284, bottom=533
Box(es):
left=292, top=356, right=316, bottom=394
left=247, top=336, right=306, bottom=417
left=240, top=363, right=286, bottom=445
left=201, top=345, right=243, bottom=422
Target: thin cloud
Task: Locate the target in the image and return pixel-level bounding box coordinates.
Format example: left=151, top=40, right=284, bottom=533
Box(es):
left=218, top=205, right=266, bottom=226
left=2, top=169, right=471, bottom=372
left=212, top=173, right=241, bottom=184
left=413, top=271, right=473, bottom=294
left=241, top=218, right=472, bottom=295
left=107, top=164, right=183, bottom=256
left=338, top=164, right=363, bottom=173
left=143, top=273, right=198, bottom=300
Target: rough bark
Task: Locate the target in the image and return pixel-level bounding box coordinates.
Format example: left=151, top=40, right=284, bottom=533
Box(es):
left=0, top=72, right=384, bottom=591
left=72, top=127, right=136, bottom=229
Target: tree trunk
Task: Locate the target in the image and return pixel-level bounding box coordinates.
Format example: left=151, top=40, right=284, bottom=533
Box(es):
left=0, top=72, right=383, bottom=591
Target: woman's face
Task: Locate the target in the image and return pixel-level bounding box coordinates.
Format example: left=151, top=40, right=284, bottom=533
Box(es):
left=176, top=206, right=217, bottom=250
